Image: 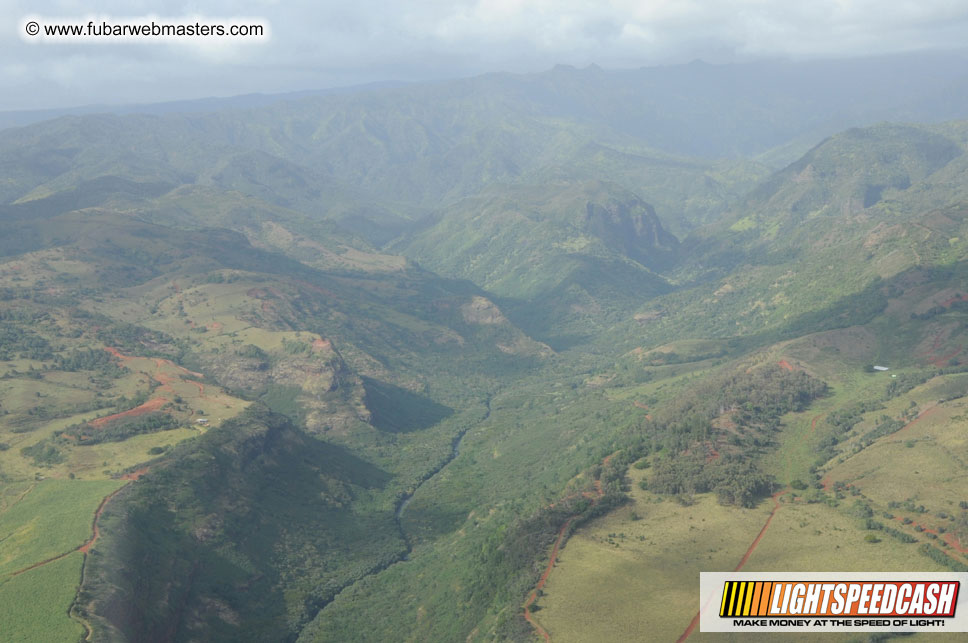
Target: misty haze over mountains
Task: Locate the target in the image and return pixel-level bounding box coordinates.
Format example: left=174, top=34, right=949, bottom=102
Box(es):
left=4, top=45, right=968, bottom=642
left=5, top=50, right=968, bottom=158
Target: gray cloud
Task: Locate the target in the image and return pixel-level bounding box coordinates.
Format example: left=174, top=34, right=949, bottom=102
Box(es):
left=3, top=0, right=968, bottom=110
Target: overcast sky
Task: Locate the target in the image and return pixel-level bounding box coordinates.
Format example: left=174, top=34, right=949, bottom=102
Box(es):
left=4, top=0, right=968, bottom=112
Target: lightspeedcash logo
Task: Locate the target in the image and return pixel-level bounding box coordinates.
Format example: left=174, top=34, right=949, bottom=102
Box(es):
left=719, top=580, right=957, bottom=618
left=700, top=572, right=967, bottom=633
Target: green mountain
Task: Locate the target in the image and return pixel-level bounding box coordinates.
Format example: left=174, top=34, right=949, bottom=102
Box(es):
left=729, top=124, right=963, bottom=238
left=0, top=186, right=559, bottom=640
left=397, top=180, right=677, bottom=342
left=81, top=406, right=401, bottom=642
left=4, top=60, right=968, bottom=643
left=656, top=122, right=968, bottom=339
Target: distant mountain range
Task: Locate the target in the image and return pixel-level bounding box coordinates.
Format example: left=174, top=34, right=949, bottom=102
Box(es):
left=3, top=51, right=968, bottom=642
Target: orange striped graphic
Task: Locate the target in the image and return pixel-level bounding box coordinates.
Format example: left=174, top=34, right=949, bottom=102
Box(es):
left=721, top=581, right=776, bottom=616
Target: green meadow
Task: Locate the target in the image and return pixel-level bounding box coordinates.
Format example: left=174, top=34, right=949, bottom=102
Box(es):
left=0, top=552, right=86, bottom=642
left=0, top=479, right=122, bottom=576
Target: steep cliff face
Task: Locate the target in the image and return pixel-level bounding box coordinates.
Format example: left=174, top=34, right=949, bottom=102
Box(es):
left=198, top=336, right=368, bottom=435
left=583, top=194, right=678, bottom=269
left=395, top=180, right=678, bottom=341
left=400, top=180, right=679, bottom=293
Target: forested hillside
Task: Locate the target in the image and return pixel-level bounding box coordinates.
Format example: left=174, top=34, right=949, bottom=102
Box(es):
left=3, top=55, right=968, bottom=642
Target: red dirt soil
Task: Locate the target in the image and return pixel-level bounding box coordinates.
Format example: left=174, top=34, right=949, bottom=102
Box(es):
left=103, top=346, right=132, bottom=361
left=76, top=486, right=125, bottom=555
left=932, top=347, right=962, bottom=367
left=9, top=477, right=140, bottom=577
left=529, top=400, right=946, bottom=641
left=89, top=397, right=167, bottom=428
left=821, top=475, right=853, bottom=493
left=891, top=516, right=968, bottom=557
left=676, top=489, right=789, bottom=642
left=675, top=610, right=702, bottom=643
left=940, top=293, right=968, bottom=308
left=523, top=519, right=574, bottom=642
left=891, top=404, right=941, bottom=437
left=917, top=326, right=961, bottom=366
left=152, top=356, right=204, bottom=380
left=777, top=360, right=795, bottom=372
left=677, top=414, right=831, bottom=640
left=732, top=490, right=788, bottom=572
left=524, top=453, right=614, bottom=640
left=676, top=412, right=825, bottom=640
left=102, top=347, right=205, bottom=400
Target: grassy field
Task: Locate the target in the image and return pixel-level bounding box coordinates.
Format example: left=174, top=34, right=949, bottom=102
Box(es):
left=536, top=351, right=966, bottom=641
left=0, top=409, right=109, bottom=480
left=65, top=427, right=200, bottom=479
left=143, top=281, right=262, bottom=338
left=817, top=375, right=968, bottom=561
left=0, top=552, right=86, bottom=642
left=0, top=479, right=123, bottom=576
left=535, top=468, right=765, bottom=642
left=743, top=498, right=946, bottom=572
left=537, top=467, right=948, bottom=642
left=827, top=401, right=967, bottom=507
left=0, top=377, right=92, bottom=415
left=760, top=361, right=886, bottom=487
left=0, top=355, right=244, bottom=481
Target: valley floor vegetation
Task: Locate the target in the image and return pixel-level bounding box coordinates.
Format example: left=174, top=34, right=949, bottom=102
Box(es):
left=2, top=56, right=968, bottom=642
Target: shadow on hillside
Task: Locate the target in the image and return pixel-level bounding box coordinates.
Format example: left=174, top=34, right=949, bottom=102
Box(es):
left=361, top=376, right=454, bottom=433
